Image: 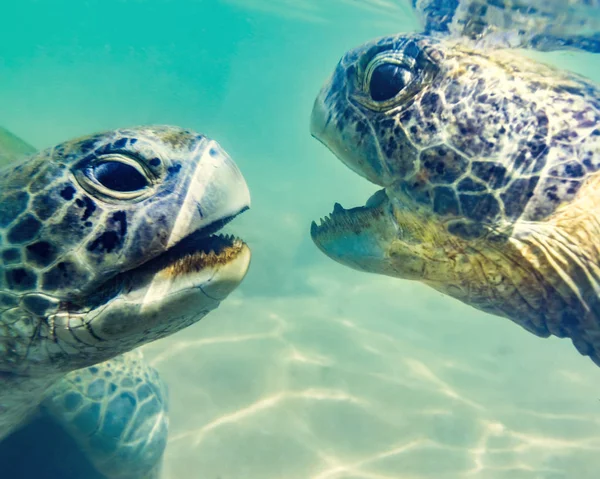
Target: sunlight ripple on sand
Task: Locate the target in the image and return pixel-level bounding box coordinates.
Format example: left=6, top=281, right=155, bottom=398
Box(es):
left=142, top=265, right=600, bottom=478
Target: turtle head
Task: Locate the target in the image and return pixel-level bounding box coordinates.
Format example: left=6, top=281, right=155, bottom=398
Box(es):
left=310, top=34, right=479, bottom=284
left=310, top=32, right=600, bottom=355
left=310, top=34, right=441, bottom=188
left=0, top=126, right=251, bottom=372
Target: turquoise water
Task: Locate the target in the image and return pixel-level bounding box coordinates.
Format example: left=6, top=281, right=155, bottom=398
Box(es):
left=2, top=1, right=600, bottom=478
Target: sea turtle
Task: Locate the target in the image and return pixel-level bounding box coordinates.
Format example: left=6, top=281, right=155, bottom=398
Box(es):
left=411, top=0, right=600, bottom=53
left=309, top=0, right=600, bottom=366
left=0, top=125, right=251, bottom=478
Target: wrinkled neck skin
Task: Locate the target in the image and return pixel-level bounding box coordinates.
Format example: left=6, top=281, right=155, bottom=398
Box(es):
left=314, top=182, right=600, bottom=362
left=506, top=173, right=600, bottom=360
left=0, top=254, right=244, bottom=439
left=0, top=257, right=233, bottom=377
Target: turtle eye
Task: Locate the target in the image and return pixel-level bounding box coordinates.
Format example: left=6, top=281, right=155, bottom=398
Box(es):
left=368, top=63, right=413, bottom=102
left=92, top=160, right=149, bottom=192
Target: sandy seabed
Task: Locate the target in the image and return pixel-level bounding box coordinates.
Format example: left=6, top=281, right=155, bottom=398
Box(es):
left=143, top=263, right=600, bottom=479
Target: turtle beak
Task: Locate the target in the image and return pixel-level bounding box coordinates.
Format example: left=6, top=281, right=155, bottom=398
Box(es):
left=166, top=139, right=251, bottom=248
left=310, top=67, right=389, bottom=187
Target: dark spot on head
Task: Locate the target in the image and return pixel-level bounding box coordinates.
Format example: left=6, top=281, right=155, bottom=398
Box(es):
left=87, top=231, right=120, bottom=254
left=2, top=248, right=21, bottom=264
left=529, top=177, right=581, bottom=220
left=457, top=178, right=486, bottom=192
left=167, top=163, right=182, bottom=175
left=399, top=110, right=412, bottom=123
left=112, top=138, right=128, bottom=149
left=403, top=40, right=420, bottom=58
left=75, top=196, right=97, bottom=222
left=420, top=92, right=442, bottom=116
left=420, top=146, right=468, bottom=184
left=545, top=185, right=560, bottom=202
left=6, top=267, right=37, bottom=291
left=433, top=187, right=459, bottom=216
left=0, top=293, right=18, bottom=308
left=471, top=162, right=508, bottom=189
left=149, top=158, right=161, bottom=167
left=460, top=193, right=500, bottom=222
left=111, top=211, right=127, bottom=237
left=385, top=137, right=398, bottom=157
left=7, top=214, right=42, bottom=244
left=32, top=193, right=61, bottom=221
left=356, top=121, right=368, bottom=135
left=553, top=161, right=585, bottom=179
left=403, top=178, right=432, bottom=205
left=26, top=241, right=58, bottom=267
left=60, top=186, right=76, bottom=200
left=77, top=137, right=100, bottom=153
left=22, top=295, right=55, bottom=316
left=42, top=261, right=90, bottom=291
left=501, top=176, right=540, bottom=219
left=0, top=191, right=29, bottom=228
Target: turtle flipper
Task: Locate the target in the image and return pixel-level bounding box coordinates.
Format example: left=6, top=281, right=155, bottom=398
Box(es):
left=0, top=126, right=36, bottom=167
left=40, top=350, right=169, bottom=479
left=411, top=0, right=600, bottom=53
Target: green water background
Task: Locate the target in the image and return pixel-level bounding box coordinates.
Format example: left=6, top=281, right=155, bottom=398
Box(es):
left=2, top=1, right=600, bottom=477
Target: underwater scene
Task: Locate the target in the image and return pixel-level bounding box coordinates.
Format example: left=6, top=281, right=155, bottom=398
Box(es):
left=2, top=0, right=600, bottom=478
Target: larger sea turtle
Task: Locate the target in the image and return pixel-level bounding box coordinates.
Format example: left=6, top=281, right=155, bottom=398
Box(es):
left=0, top=125, right=251, bottom=478
left=310, top=0, right=600, bottom=366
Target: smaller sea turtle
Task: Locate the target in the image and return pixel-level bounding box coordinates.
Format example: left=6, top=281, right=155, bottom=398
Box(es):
left=310, top=1, right=600, bottom=366
left=0, top=125, right=251, bottom=478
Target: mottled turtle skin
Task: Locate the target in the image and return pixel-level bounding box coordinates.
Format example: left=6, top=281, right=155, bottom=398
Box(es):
left=413, top=0, right=600, bottom=53
left=0, top=125, right=251, bottom=478
left=310, top=33, right=600, bottom=366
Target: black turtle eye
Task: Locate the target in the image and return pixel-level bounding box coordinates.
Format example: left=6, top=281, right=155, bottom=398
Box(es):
left=93, top=161, right=149, bottom=192
left=369, top=63, right=412, bottom=102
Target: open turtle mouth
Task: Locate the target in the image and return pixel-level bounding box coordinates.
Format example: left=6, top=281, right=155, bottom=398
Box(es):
left=77, top=208, right=251, bottom=305
left=66, top=208, right=250, bottom=314
left=138, top=207, right=250, bottom=278
left=310, top=189, right=389, bottom=240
